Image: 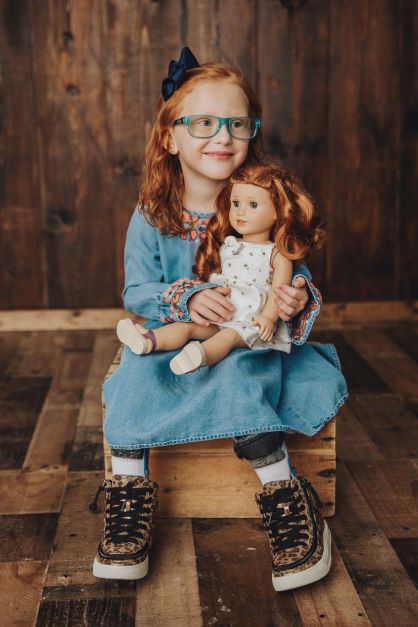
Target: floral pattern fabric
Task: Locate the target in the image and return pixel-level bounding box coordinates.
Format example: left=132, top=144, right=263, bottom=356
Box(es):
left=180, top=208, right=211, bottom=241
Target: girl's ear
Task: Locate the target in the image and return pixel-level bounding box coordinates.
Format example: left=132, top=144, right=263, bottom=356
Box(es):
left=164, top=129, right=179, bottom=155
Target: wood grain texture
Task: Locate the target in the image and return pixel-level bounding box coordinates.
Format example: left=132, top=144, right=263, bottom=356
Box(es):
left=0, top=514, right=59, bottom=561
left=344, top=393, right=418, bottom=461
left=0, top=376, right=51, bottom=470
left=1, top=561, right=48, bottom=627
left=336, top=401, right=385, bottom=463
left=0, top=0, right=46, bottom=309
left=314, top=330, right=389, bottom=394
left=193, top=518, right=300, bottom=626
left=328, top=462, right=418, bottom=626
left=36, top=596, right=136, bottom=627
left=0, top=470, right=66, bottom=515
left=328, top=0, right=402, bottom=301
left=258, top=0, right=329, bottom=292
left=344, top=328, right=418, bottom=407
left=135, top=519, right=202, bottom=626
left=149, top=449, right=336, bottom=518
left=1, top=3, right=417, bottom=309
left=399, top=1, right=418, bottom=299
left=70, top=332, right=119, bottom=471
left=346, top=460, right=418, bottom=539
left=44, top=472, right=104, bottom=589
left=388, top=538, right=418, bottom=589
left=1, top=321, right=417, bottom=621
left=29, top=0, right=116, bottom=309
left=293, top=545, right=371, bottom=626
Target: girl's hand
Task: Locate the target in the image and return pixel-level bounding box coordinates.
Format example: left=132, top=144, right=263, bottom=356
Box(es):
left=273, top=276, right=308, bottom=321
left=251, top=315, right=275, bottom=341
left=188, top=286, right=234, bottom=327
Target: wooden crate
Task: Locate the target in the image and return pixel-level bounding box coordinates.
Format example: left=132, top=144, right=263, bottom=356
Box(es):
left=103, top=347, right=336, bottom=518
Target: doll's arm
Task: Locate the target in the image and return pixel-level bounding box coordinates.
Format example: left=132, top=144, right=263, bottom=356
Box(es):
left=122, top=207, right=218, bottom=323
left=251, top=250, right=293, bottom=340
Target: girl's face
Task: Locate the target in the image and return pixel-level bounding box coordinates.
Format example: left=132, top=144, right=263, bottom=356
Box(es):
left=168, top=81, right=250, bottom=182
left=229, top=183, right=277, bottom=240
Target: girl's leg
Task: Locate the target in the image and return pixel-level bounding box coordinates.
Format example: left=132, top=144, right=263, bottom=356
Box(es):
left=233, top=432, right=295, bottom=482
left=233, top=433, right=331, bottom=591
left=92, top=446, right=158, bottom=581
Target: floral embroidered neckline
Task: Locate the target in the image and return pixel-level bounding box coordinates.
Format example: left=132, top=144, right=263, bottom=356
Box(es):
left=181, top=206, right=212, bottom=241
left=183, top=205, right=215, bottom=217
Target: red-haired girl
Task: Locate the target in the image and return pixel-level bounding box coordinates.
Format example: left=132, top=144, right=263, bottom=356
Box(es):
left=92, top=47, right=348, bottom=592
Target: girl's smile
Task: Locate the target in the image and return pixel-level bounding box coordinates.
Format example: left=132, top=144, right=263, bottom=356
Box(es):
left=203, top=151, right=234, bottom=160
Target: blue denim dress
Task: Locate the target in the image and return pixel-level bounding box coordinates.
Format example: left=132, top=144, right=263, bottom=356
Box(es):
left=103, top=206, right=348, bottom=450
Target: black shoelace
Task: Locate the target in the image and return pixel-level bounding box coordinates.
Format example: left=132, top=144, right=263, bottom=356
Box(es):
left=259, top=482, right=313, bottom=551
left=89, top=481, right=153, bottom=544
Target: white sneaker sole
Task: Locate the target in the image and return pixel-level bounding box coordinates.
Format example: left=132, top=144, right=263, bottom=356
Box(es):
left=93, top=555, right=149, bottom=580
left=170, top=341, right=207, bottom=375
left=272, top=520, right=332, bottom=591
left=116, top=319, right=148, bottom=355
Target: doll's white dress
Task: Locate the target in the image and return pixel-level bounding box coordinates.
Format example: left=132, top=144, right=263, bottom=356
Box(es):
left=208, top=235, right=291, bottom=352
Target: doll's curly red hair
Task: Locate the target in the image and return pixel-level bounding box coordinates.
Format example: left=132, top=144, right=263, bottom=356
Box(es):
left=193, top=161, right=327, bottom=281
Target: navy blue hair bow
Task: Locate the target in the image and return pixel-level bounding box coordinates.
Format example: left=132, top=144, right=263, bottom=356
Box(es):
left=161, top=46, right=200, bottom=101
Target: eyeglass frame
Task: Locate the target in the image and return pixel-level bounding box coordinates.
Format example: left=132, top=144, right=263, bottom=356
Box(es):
left=172, top=114, right=261, bottom=140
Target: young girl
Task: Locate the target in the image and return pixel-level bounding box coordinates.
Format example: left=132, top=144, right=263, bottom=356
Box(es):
left=115, top=161, right=325, bottom=377
left=92, top=47, right=348, bottom=592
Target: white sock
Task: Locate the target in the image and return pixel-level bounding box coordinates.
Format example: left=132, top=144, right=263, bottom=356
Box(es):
left=111, top=455, right=145, bottom=477
left=255, top=440, right=293, bottom=485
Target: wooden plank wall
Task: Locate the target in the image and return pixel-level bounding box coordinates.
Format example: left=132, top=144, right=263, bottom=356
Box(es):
left=0, top=0, right=417, bottom=310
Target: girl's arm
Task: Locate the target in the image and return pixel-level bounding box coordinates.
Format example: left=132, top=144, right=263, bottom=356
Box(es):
left=284, top=261, right=322, bottom=345
left=122, top=208, right=218, bottom=323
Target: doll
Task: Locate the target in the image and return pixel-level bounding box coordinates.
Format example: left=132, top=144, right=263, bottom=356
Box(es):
left=116, top=161, right=324, bottom=375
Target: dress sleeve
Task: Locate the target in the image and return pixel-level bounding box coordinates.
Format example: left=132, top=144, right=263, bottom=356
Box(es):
left=284, top=261, right=322, bottom=345
left=122, top=208, right=218, bottom=323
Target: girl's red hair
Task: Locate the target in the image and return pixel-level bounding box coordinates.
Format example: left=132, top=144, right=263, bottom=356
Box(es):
left=138, top=62, right=266, bottom=236
left=193, top=161, right=327, bottom=281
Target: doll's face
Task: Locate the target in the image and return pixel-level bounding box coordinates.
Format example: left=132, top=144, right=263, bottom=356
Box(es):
left=229, top=183, right=277, bottom=240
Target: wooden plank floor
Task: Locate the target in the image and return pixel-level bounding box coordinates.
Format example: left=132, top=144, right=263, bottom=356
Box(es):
left=1, top=322, right=418, bottom=626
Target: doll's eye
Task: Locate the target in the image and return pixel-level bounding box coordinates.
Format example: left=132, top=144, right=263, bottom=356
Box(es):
left=250, top=201, right=258, bottom=209
left=232, top=200, right=240, bottom=208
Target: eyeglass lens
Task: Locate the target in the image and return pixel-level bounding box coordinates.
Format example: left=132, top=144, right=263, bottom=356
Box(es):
left=188, top=116, right=257, bottom=139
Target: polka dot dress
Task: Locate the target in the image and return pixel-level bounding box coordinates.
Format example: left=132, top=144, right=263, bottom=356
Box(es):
left=208, top=235, right=291, bottom=352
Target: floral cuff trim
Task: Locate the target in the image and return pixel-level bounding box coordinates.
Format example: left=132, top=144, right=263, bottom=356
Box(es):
left=158, top=277, right=219, bottom=323
left=284, top=274, right=322, bottom=345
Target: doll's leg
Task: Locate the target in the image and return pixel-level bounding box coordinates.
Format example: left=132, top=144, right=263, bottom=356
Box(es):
left=200, top=327, right=247, bottom=366
left=117, top=319, right=218, bottom=355
left=170, top=327, right=246, bottom=375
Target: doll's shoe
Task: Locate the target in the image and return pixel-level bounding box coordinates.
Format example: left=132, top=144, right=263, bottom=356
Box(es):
left=116, top=318, right=152, bottom=355
left=91, top=475, right=158, bottom=580
left=256, top=474, right=331, bottom=591
left=169, top=341, right=208, bottom=375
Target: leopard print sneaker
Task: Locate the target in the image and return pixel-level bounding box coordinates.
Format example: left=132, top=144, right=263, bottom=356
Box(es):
left=256, top=475, right=331, bottom=591
left=90, top=474, right=158, bottom=580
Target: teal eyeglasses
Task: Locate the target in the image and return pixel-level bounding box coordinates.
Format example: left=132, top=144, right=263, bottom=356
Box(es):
left=173, top=115, right=261, bottom=140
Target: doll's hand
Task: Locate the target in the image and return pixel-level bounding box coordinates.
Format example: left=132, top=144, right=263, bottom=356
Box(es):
left=273, top=276, right=308, bottom=321
left=188, top=286, right=234, bottom=327
left=251, top=315, right=276, bottom=341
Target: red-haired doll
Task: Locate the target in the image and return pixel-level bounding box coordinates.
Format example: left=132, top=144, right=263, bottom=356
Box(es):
left=116, top=161, right=325, bottom=374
